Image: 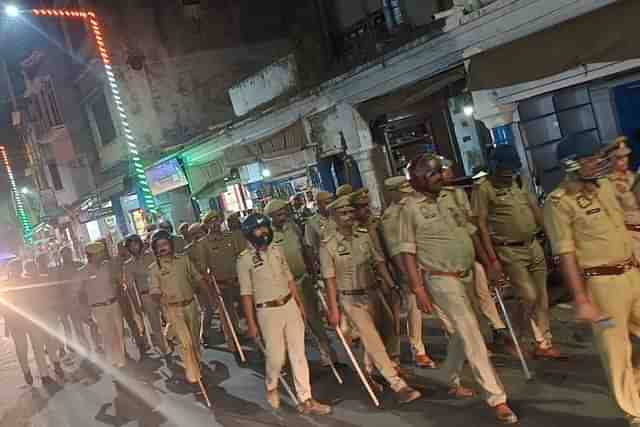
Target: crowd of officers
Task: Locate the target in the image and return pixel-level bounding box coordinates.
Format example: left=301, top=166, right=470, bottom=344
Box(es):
left=2, top=133, right=640, bottom=425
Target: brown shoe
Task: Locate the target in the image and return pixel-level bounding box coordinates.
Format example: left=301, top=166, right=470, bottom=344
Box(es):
left=533, top=346, right=569, bottom=360
left=266, top=388, right=280, bottom=409
left=298, top=399, right=331, bottom=415
left=365, top=374, right=384, bottom=393
left=494, top=403, right=518, bottom=424
left=447, top=385, right=476, bottom=399
left=394, top=386, right=421, bottom=403
left=415, top=354, right=437, bottom=369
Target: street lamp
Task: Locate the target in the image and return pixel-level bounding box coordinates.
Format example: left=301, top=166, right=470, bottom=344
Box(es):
left=5, top=5, right=19, bottom=17
left=21, top=187, right=29, bottom=194
left=4, top=7, right=159, bottom=218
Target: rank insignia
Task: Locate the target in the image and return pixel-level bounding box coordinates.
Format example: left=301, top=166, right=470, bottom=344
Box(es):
left=576, top=194, right=592, bottom=209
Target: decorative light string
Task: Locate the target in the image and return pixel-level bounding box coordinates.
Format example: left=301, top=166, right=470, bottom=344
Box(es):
left=0, top=146, right=33, bottom=243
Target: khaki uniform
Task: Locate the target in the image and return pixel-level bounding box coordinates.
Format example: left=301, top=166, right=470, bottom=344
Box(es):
left=150, top=255, right=203, bottom=383
left=609, top=171, right=640, bottom=258
left=398, top=193, right=506, bottom=406
left=305, top=213, right=337, bottom=254
left=173, top=235, right=187, bottom=255
left=357, top=216, right=400, bottom=360
left=381, top=199, right=427, bottom=357
left=125, top=251, right=167, bottom=352
left=439, top=186, right=505, bottom=332
left=114, top=257, right=145, bottom=351
left=273, top=221, right=332, bottom=358
left=238, top=245, right=312, bottom=402
left=79, top=260, right=126, bottom=368
left=471, top=179, right=550, bottom=348
left=320, top=230, right=408, bottom=391
left=544, top=178, right=640, bottom=420
left=56, top=263, right=91, bottom=352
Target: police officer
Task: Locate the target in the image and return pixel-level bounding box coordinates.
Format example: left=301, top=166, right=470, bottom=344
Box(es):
left=381, top=176, right=436, bottom=369
left=201, top=212, right=245, bottom=347
left=264, top=199, right=335, bottom=367
left=305, top=191, right=337, bottom=257
left=472, top=145, right=564, bottom=359
left=79, top=242, right=126, bottom=368
left=179, top=222, right=192, bottom=244
left=350, top=188, right=401, bottom=365
left=124, top=234, right=168, bottom=355
left=609, top=137, right=640, bottom=258
left=57, top=246, right=91, bottom=356
left=440, top=160, right=517, bottom=355
left=290, top=192, right=313, bottom=232
left=238, top=213, right=331, bottom=415
left=544, top=135, right=640, bottom=425
left=322, top=195, right=421, bottom=402
left=149, top=230, right=210, bottom=385
left=5, top=259, right=56, bottom=385
left=158, top=220, right=187, bottom=254
left=336, top=184, right=353, bottom=198
left=399, top=153, right=517, bottom=424
left=114, top=240, right=146, bottom=359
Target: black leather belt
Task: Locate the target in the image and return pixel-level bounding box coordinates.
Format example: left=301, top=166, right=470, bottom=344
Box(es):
left=139, top=289, right=150, bottom=296
left=91, top=297, right=118, bottom=308
left=255, top=293, right=292, bottom=309
left=493, top=238, right=533, bottom=247
left=166, top=298, right=194, bottom=307
left=583, top=259, right=637, bottom=277
left=340, top=289, right=367, bottom=296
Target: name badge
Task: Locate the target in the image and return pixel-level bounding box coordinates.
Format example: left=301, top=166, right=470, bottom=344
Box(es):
left=252, top=254, right=264, bottom=269
left=586, top=208, right=601, bottom=216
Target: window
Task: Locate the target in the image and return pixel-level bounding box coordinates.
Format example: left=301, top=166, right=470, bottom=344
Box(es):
left=48, top=162, right=64, bottom=190
left=42, top=78, right=63, bottom=126
left=90, top=93, right=117, bottom=145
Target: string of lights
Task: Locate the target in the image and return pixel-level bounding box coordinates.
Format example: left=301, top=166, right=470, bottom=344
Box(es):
left=1, top=6, right=159, bottom=244
left=0, top=145, right=32, bottom=243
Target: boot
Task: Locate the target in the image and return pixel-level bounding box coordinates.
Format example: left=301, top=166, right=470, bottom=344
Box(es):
left=298, top=399, right=331, bottom=415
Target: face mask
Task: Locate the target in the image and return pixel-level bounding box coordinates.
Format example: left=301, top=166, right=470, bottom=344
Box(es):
left=253, top=230, right=273, bottom=248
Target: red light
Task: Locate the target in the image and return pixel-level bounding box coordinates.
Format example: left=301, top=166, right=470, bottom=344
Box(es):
left=32, top=9, right=40, bottom=15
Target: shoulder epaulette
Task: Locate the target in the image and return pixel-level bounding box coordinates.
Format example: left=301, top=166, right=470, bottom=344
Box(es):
left=547, top=188, right=567, bottom=204
left=474, top=176, right=488, bottom=186
left=239, top=248, right=250, bottom=257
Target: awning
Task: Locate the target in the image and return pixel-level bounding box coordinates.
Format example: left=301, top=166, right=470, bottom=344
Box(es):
left=192, top=179, right=228, bottom=200
left=357, top=67, right=467, bottom=122
left=186, top=157, right=226, bottom=198
left=468, top=0, right=640, bottom=91
left=224, top=120, right=308, bottom=168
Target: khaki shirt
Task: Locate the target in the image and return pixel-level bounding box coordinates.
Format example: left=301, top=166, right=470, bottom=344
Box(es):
left=609, top=171, right=640, bottom=225
left=439, top=186, right=472, bottom=219
left=381, top=200, right=406, bottom=258
left=320, top=230, right=383, bottom=291
left=173, top=235, right=187, bottom=254
left=237, top=245, right=293, bottom=305
left=471, top=179, right=538, bottom=242
left=207, top=231, right=245, bottom=281
left=186, top=237, right=212, bottom=275
left=273, top=221, right=307, bottom=279
left=305, top=213, right=337, bottom=252
left=544, top=178, right=634, bottom=268
left=124, top=251, right=155, bottom=292
left=149, top=255, right=202, bottom=304
left=78, top=260, right=120, bottom=306
left=398, top=193, right=476, bottom=272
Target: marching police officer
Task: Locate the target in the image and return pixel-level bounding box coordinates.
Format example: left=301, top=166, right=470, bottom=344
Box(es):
left=336, top=184, right=353, bottom=198
left=305, top=191, right=337, bottom=258
left=609, top=137, right=640, bottom=258
left=399, top=153, right=518, bottom=424
left=158, top=221, right=187, bottom=254
left=545, top=135, right=640, bottom=425
left=149, top=230, right=210, bottom=385
left=322, top=195, right=421, bottom=402
left=264, top=199, right=335, bottom=366
left=238, top=213, right=331, bottom=415
left=124, top=234, right=168, bottom=355
left=381, top=176, right=436, bottom=369
left=350, top=188, right=401, bottom=365
left=472, top=144, right=564, bottom=359
left=57, top=246, right=91, bottom=356
left=79, top=242, right=126, bottom=368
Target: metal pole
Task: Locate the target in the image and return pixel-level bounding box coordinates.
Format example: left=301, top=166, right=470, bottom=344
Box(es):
left=209, top=273, right=246, bottom=363
left=494, top=286, right=533, bottom=380
left=316, top=286, right=380, bottom=407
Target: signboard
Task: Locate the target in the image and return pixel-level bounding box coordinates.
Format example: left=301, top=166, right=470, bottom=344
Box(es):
left=78, top=206, right=114, bottom=224
left=145, top=159, right=189, bottom=196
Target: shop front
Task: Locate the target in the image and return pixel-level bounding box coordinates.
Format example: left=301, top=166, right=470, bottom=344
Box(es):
left=145, top=158, right=197, bottom=227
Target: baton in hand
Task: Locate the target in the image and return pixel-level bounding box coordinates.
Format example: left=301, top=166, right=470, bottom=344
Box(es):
left=209, top=273, right=246, bottom=363
left=493, top=285, right=533, bottom=381
left=254, top=336, right=299, bottom=406
left=315, top=285, right=380, bottom=407
left=300, top=314, right=343, bottom=384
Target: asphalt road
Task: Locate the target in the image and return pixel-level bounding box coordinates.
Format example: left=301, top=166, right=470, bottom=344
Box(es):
left=0, top=305, right=627, bottom=427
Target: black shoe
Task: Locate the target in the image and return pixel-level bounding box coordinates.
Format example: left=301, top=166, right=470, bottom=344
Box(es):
left=41, top=376, right=56, bottom=386
left=54, top=362, right=65, bottom=379
left=24, top=370, right=33, bottom=386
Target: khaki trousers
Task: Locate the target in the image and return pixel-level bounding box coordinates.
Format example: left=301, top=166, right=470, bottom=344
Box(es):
left=497, top=240, right=551, bottom=348
left=341, top=295, right=407, bottom=391
left=92, top=302, right=126, bottom=368
left=297, top=275, right=332, bottom=355
left=257, top=298, right=312, bottom=402
left=7, top=314, right=50, bottom=377
left=629, top=229, right=640, bottom=262
left=427, top=274, right=507, bottom=407
left=166, top=299, right=202, bottom=383
left=470, top=262, right=505, bottom=331
left=405, top=292, right=426, bottom=356
left=588, top=269, right=640, bottom=420
left=40, top=309, right=61, bottom=364
left=141, top=294, right=168, bottom=353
